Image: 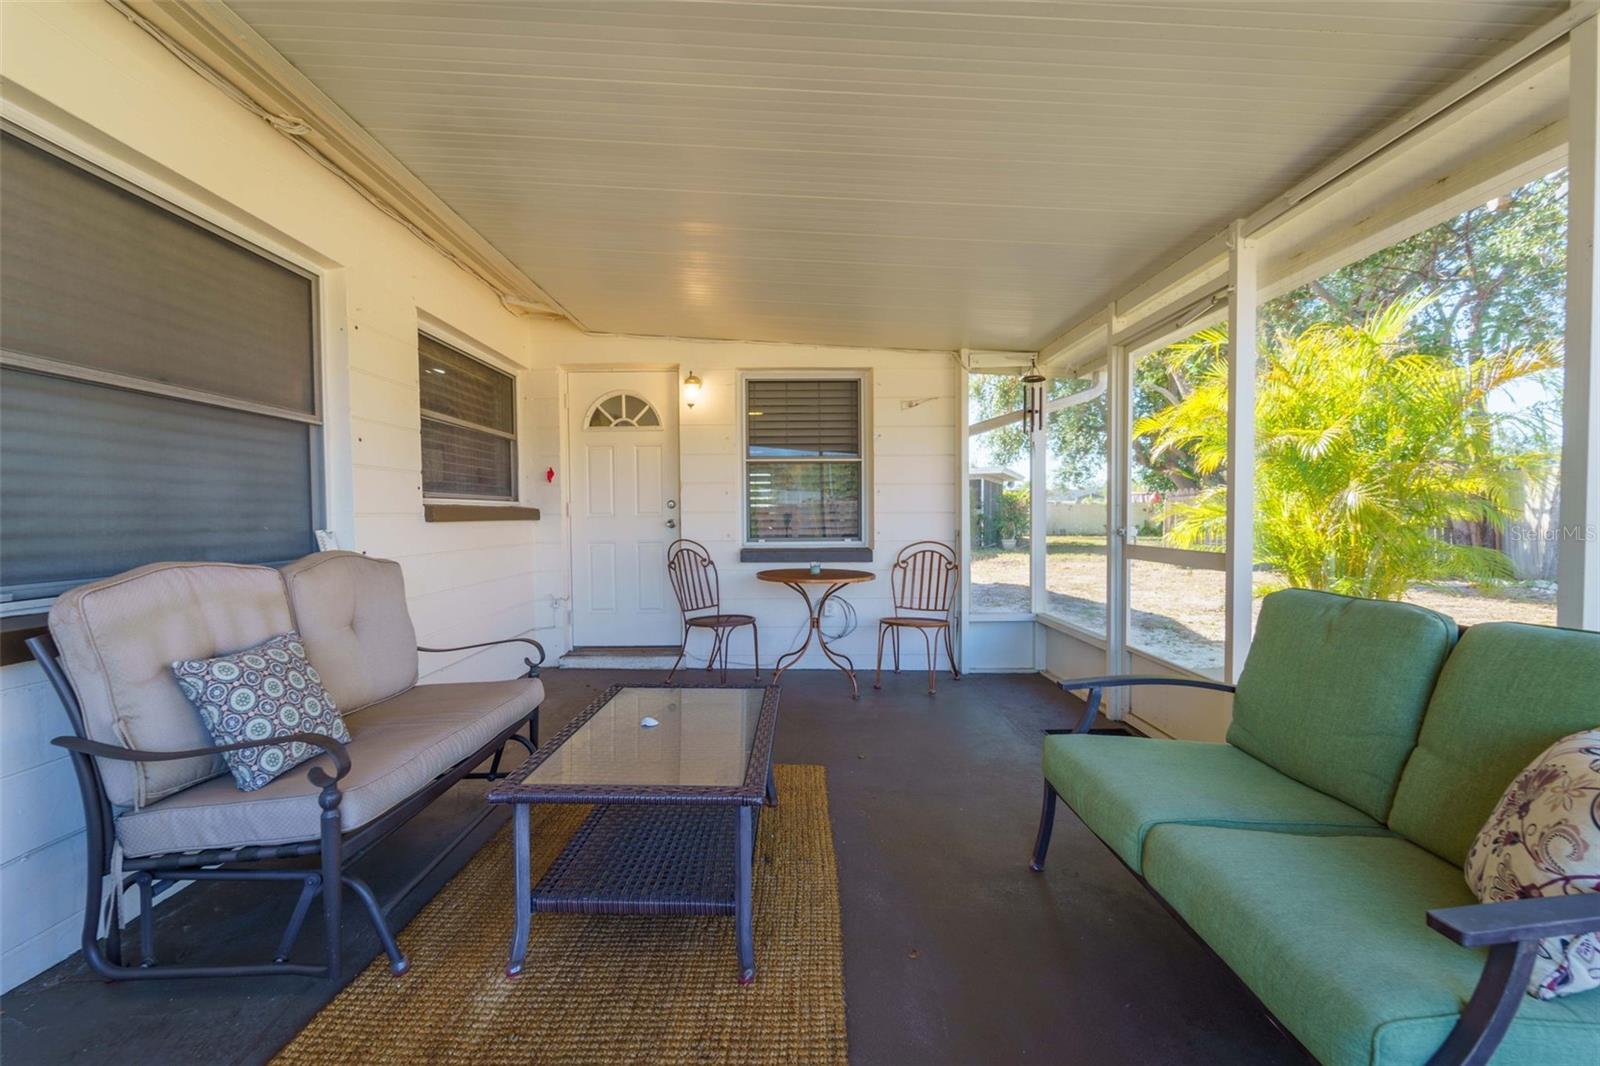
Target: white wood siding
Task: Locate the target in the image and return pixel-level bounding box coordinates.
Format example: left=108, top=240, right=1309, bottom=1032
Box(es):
left=0, top=1, right=538, bottom=991
left=523, top=320, right=961, bottom=671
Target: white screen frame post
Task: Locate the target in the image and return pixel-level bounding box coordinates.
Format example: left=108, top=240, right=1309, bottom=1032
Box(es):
left=1104, top=324, right=1131, bottom=717
left=1224, top=220, right=1260, bottom=681
left=1561, top=17, right=1600, bottom=631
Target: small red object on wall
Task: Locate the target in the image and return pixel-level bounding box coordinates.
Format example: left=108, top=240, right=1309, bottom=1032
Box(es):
left=546, top=467, right=556, bottom=483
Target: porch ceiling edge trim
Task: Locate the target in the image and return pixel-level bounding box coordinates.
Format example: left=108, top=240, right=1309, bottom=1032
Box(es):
left=108, top=0, right=580, bottom=326
left=1040, top=2, right=1596, bottom=375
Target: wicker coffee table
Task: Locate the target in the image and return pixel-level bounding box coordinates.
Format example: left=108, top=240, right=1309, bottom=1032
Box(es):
left=486, top=682, right=780, bottom=984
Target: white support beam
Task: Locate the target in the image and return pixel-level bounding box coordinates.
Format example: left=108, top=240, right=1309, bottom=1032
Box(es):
left=1251, top=3, right=1596, bottom=230
left=1104, top=322, right=1131, bottom=717
left=1032, top=4, right=1591, bottom=382
left=1030, top=398, right=1048, bottom=626
left=1224, top=221, right=1259, bottom=681
left=956, top=360, right=973, bottom=669
left=1038, top=310, right=1109, bottom=367
left=1560, top=17, right=1600, bottom=630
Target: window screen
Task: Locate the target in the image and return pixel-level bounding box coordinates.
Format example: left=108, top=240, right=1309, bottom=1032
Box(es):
left=419, top=334, right=516, bottom=499
left=0, top=371, right=315, bottom=600
left=0, top=130, right=319, bottom=603
left=745, top=377, right=864, bottom=542
left=0, top=132, right=315, bottom=413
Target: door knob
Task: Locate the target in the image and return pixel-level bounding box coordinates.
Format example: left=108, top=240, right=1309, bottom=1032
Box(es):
left=666, top=518, right=677, bottom=528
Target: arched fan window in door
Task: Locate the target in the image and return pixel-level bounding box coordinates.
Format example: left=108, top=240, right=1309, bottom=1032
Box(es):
left=587, top=392, right=661, bottom=428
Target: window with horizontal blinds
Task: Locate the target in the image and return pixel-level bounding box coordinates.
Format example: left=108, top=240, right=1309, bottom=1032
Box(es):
left=746, top=379, right=861, bottom=458
left=745, top=376, right=865, bottom=544
left=0, top=129, right=319, bottom=604
left=419, top=334, right=517, bottom=499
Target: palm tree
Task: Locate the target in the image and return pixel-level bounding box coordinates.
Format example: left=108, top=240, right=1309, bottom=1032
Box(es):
left=1134, top=295, right=1559, bottom=600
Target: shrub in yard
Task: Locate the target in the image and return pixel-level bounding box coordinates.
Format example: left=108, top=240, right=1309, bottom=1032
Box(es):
left=997, top=488, right=1030, bottom=544
left=1134, top=295, right=1559, bottom=600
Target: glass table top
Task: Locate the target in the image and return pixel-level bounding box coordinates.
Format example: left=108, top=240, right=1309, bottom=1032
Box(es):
left=521, top=687, right=767, bottom=789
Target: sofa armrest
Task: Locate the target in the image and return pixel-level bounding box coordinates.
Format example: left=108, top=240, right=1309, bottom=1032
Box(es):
left=52, top=732, right=352, bottom=787
left=418, top=637, right=545, bottom=677
left=1421, top=895, right=1600, bottom=1066
left=1428, top=894, right=1600, bottom=948
left=1057, top=675, right=1236, bottom=733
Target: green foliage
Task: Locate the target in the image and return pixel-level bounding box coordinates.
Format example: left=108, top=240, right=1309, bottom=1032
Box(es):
left=971, top=169, right=1568, bottom=500
left=1133, top=325, right=1230, bottom=493
left=1134, top=295, right=1559, bottom=599
left=1262, top=172, right=1567, bottom=361
left=969, top=375, right=1105, bottom=492
left=996, top=488, right=1030, bottom=541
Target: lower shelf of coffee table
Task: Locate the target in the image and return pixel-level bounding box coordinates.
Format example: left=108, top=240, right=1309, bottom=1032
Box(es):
left=530, top=802, right=760, bottom=917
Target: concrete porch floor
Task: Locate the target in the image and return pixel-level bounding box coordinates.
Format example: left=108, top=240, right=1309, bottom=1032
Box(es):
left=0, top=668, right=1301, bottom=1065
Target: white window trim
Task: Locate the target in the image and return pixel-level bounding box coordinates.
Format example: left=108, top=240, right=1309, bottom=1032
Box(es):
left=739, top=369, right=871, bottom=550
left=417, top=318, right=522, bottom=505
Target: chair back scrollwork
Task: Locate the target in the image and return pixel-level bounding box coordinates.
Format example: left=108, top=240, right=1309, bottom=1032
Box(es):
left=667, top=539, right=721, bottom=617
left=890, top=540, right=958, bottom=618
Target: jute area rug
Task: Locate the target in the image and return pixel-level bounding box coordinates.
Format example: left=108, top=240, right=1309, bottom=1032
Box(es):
left=273, top=764, right=847, bottom=1065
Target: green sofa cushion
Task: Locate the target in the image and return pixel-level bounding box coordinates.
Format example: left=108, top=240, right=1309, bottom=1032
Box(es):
left=1143, top=825, right=1600, bottom=1066
left=1388, top=622, right=1600, bottom=867
left=1042, top=734, right=1386, bottom=873
left=1226, top=589, right=1457, bottom=821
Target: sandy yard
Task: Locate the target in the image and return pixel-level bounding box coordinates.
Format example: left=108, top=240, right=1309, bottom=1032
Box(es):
left=971, top=537, right=1558, bottom=675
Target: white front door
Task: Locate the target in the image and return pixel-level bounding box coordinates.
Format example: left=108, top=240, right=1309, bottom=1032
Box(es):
left=568, top=370, right=681, bottom=646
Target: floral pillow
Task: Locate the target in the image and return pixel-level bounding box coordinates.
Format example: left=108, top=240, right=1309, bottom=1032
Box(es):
left=171, top=632, right=351, bottom=792
left=1465, top=729, right=1600, bottom=1000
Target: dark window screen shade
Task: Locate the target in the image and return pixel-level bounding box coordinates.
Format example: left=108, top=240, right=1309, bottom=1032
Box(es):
left=0, top=132, right=316, bottom=414
left=0, top=368, right=315, bottom=600
left=747, top=379, right=860, bottom=458
left=421, top=419, right=515, bottom=499
left=419, top=334, right=514, bottom=433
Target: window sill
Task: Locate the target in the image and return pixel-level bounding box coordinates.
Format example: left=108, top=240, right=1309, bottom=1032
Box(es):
left=1, top=612, right=49, bottom=667
left=739, top=546, right=872, bottom=563
left=424, top=503, right=540, bottom=523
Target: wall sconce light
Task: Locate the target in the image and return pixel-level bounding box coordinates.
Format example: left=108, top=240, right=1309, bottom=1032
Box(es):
left=683, top=371, right=702, bottom=408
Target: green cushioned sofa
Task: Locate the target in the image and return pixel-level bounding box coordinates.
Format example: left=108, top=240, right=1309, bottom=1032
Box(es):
left=1031, top=589, right=1600, bottom=1066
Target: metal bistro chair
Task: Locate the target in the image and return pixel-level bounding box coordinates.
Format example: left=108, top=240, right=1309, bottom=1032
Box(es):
left=876, top=540, right=961, bottom=695
left=666, top=539, right=760, bottom=683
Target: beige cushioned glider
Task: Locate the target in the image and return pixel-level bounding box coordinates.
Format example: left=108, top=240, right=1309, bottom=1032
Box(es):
left=115, top=678, right=543, bottom=857
left=281, top=551, right=419, bottom=713
left=48, top=562, right=293, bottom=808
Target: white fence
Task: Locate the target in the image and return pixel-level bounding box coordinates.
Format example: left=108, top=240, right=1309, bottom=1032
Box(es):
left=1051, top=477, right=1558, bottom=582
left=1045, top=499, right=1157, bottom=536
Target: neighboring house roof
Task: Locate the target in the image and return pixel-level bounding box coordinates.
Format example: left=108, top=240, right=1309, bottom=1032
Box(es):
left=968, top=467, right=1025, bottom=485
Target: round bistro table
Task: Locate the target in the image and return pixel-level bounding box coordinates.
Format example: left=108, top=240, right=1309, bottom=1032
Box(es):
left=756, top=568, right=875, bottom=699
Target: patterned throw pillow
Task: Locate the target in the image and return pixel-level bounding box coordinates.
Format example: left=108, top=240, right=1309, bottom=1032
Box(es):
left=1465, top=729, right=1600, bottom=1000
left=171, top=632, right=351, bottom=792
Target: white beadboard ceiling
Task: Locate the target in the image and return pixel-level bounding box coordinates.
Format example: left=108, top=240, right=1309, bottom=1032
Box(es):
left=226, top=0, right=1566, bottom=352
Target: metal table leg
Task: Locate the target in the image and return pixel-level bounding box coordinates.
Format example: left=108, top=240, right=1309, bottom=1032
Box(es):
left=735, top=805, right=755, bottom=984
left=812, top=581, right=860, bottom=698
left=771, top=582, right=818, bottom=677
left=506, top=803, right=531, bottom=977
left=772, top=581, right=860, bottom=698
